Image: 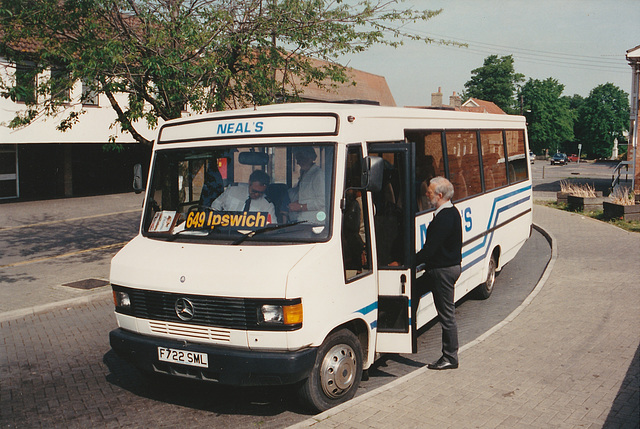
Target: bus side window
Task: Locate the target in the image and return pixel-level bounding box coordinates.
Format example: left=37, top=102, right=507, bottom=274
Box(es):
left=480, top=130, right=508, bottom=190
left=342, top=146, right=372, bottom=281
left=446, top=130, right=482, bottom=201
left=505, top=130, right=529, bottom=183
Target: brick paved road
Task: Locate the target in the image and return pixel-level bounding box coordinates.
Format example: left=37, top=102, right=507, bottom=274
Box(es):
left=0, top=229, right=549, bottom=428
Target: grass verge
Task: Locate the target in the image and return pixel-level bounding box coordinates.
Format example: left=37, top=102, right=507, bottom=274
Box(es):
left=536, top=201, right=640, bottom=233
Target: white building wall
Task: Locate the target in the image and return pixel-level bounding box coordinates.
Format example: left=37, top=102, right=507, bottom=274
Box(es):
left=0, top=58, right=156, bottom=144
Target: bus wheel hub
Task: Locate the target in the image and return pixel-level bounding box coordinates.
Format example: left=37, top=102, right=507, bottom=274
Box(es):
left=320, top=344, right=357, bottom=398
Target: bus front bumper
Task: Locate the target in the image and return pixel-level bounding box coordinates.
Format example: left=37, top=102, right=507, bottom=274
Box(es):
left=109, top=328, right=317, bottom=386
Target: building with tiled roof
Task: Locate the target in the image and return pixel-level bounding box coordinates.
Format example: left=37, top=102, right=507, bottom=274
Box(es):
left=411, top=87, right=506, bottom=115
left=0, top=53, right=394, bottom=200
left=291, top=61, right=395, bottom=106
left=460, top=98, right=506, bottom=114
left=625, top=44, right=640, bottom=194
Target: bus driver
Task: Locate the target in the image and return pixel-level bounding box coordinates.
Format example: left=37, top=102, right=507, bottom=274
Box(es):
left=211, top=170, right=277, bottom=224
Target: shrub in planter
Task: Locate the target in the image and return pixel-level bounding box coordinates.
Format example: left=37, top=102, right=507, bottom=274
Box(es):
left=603, top=188, right=639, bottom=221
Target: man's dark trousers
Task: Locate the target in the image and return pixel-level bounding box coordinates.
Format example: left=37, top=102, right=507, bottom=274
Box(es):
left=429, top=265, right=461, bottom=364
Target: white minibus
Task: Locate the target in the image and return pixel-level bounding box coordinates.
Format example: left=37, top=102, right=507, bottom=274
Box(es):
left=110, top=103, right=532, bottom=411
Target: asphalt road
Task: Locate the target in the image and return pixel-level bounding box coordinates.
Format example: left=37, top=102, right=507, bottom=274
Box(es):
left=0, top=199, right=550, bottom=428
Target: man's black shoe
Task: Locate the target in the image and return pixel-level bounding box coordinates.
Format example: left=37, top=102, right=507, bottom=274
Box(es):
left=427, top=357, right=458, bottom=370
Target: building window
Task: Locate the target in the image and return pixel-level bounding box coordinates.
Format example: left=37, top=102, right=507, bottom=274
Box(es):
left=14, top=63, right=37, bottom=103
left=51, top=67, right=71, bottom=102
left=81, top=80, right=99, bottom=106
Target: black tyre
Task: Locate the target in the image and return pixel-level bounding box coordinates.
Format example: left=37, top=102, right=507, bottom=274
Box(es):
left=475, top=254, right=497, bottom=300
left=298, top=329, right=363, bottom=412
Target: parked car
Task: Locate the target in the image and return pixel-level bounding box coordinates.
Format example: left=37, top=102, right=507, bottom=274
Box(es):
left=529, top=151, right=535, bottom=163
left=567, top=154, right=579, bottom=162
left=550, top=153, right=568, bottom=165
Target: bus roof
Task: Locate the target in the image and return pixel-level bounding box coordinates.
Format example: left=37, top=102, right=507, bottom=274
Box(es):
left=156, top=103, right=526, bottom=147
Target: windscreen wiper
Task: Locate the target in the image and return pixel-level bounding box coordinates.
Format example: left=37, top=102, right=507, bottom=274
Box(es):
left=232, top=221, right=306, bottom=245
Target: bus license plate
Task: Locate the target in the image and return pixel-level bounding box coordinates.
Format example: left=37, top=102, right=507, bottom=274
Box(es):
left=158, top=347, right=209, bottom=368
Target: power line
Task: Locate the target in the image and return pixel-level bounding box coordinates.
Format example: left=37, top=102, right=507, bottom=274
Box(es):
left=387, top=26, right=630, bottom=74
left=429, top=43, right=629, bottom=75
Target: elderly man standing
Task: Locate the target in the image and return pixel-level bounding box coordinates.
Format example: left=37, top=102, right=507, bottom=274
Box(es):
left=416, top=176, right=462, bottom=370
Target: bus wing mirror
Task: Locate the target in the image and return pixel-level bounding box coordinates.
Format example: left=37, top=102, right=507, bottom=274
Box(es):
left=363, top=156, right=383, bottom=192
left=133, top=163, right=144, bottom=194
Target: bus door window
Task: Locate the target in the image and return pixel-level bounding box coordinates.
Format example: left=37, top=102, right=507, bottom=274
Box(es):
left=406, top=130, right=446, bottom=213
left=505, top=130, right=529, bottom=183
left=445, top=130, right=482, bottom=201
left=480, top=130, right=508, bottom=191
left=342, top=146, right=372, bottom=281
left=369, top=149, right=407, bottom=267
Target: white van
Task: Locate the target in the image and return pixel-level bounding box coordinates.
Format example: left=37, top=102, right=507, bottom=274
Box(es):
left=110, top=103, right=532, bottom=411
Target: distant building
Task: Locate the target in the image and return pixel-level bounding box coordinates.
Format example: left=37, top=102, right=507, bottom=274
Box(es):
left=0, top=52, right=394, bottom=200
left=626, top=44, right=640, bottom=194
left=459, top=98, right=506, bottom=115
left=410, top=87, right=506, bottom=115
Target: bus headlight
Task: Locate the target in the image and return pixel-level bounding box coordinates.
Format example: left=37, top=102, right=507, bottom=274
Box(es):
left=113, top=290, right=131, bottom=310
left=258, top=302, right=303, bottom=326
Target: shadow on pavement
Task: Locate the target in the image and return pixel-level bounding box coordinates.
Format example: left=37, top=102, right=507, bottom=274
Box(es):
left=603, top=343, right=640, bottom=428
left=103, top=350, right=313, bottom=417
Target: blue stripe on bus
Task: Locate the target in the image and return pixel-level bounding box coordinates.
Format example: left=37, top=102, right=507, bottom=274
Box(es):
left=357, top=185, right=531, bottom=330
left=355, top=302, right=378, bottom=330
left=357, top=301, right=377, bottom=316
left=461, top=185, right=531, bottom=272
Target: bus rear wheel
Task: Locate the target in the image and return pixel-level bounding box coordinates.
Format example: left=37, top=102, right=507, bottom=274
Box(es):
left=298, top=329, right=363, bottom=412
left=475, top=254, right=497, bottom=300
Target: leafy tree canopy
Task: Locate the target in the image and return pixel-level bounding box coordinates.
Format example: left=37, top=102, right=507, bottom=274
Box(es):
left=0, top=0, right=445, bottom=146
left=521, top=77, right=573, bottom=154
left=575, top=83, right=629, bottom=159
left=463, top=54, right=524, bottom=114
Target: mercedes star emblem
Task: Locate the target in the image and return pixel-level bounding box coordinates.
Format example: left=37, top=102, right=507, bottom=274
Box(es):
left=175, top=298, right=195, bottom=321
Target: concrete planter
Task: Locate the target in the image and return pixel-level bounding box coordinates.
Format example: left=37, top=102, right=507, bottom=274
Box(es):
left=567, top=194, right=604, bottom=212
left=603, top=201, right=640, bottom=221
left=556, top=192, right=570, bottom=204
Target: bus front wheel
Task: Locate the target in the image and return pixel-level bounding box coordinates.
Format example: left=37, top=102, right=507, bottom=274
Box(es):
left=298, top=329, right=363, bottom=412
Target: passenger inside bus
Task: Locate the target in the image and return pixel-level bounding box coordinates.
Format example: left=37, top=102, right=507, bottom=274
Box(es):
left=416, top=155, right=437, bottom=212
left=288, top=147, right=325, bottom=223
left=199, top=159, right=224, bottom=207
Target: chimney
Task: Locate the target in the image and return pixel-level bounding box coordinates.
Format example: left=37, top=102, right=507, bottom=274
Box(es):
left=431, top=87, right=443, bottom=107
left=449, top=91, right=461, bottom=109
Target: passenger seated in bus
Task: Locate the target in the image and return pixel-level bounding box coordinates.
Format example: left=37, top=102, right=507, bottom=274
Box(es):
left=288, top=147, right=325, bottom=223
left=199, top=159, right=224, bottom=207
left=416, top=155, right=437, bottom=212
left=211, top=170, right=277, bottom=224
left=342, top=190, right=365, bottom=272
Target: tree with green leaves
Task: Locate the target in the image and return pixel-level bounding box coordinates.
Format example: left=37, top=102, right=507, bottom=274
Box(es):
left=575, top=83, right=629, bottom=159
left=463, top=55, right=524, bottom=114
left=521, top=77, right=574, bottom=154
left=0, top=0, right=445, bottom=147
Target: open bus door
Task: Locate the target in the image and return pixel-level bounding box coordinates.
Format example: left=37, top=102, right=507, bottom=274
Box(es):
left=369, top=143, right=417, bottom=354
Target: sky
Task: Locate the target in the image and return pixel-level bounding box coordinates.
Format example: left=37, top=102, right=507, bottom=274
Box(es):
left=338, top=0, right=640, bottom=107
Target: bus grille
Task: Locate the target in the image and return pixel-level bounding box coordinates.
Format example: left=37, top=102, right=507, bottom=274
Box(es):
left=122, top=288, right=260, bottom=330
left=148, top=321, right=232, bottom=342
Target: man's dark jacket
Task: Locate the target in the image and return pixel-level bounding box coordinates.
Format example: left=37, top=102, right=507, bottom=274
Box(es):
left=416, top=206, right=462, bottom=269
